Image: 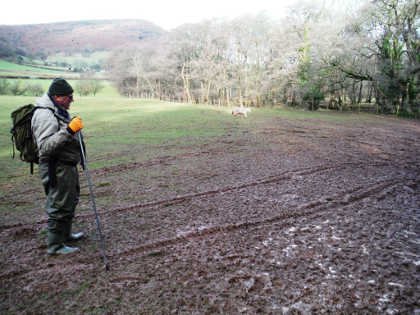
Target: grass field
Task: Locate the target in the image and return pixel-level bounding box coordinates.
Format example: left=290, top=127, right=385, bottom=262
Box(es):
left=1, top=94, right=373, bottom=187
left=0, top=59, right=69, bottom=77
left=46, top=51, right=111, bottom=67
left=0, top=95, right=236, bottom=184
left=0, top=58, right=99, bottom=79
left=0, top=59, right=64, bottom=73
left=0, top=78, right=118, bottom=96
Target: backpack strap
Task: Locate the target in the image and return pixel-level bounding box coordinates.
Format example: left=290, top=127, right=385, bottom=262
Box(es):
left=33, top=106, right=65, bottom=182
left=33, top=106, right=55, bottom=115
left=31, top=106, right=59, bottom=175
left=34, top=106, right=65, bottom=125
left=10, top=131, right=16, bottom=159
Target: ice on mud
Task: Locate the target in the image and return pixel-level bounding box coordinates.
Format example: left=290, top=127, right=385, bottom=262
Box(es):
left=282, top=244, right=298, bottom=256
left=262, top=238, right=273, bottom=247
left=361, top=244, right=369, bottom=255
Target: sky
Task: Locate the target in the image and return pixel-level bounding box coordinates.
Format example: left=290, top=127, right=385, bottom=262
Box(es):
left=0, top=0, right=299, bottom=30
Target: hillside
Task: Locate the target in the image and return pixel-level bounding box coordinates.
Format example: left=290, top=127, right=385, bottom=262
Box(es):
left=0, top=19, right=165, bottom=57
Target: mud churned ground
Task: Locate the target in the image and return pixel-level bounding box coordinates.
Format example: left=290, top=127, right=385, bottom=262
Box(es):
left=1, top=112, right=420, bottom=314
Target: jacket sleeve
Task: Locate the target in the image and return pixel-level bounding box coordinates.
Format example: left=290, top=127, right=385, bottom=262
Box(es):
left=32, top=108, right=74, bottom=158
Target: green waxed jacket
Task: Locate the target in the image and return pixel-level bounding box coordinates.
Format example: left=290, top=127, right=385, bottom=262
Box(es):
left=31, top=94, right=81, bottom=165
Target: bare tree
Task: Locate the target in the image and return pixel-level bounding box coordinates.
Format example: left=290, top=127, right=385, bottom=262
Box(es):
left=331, top=0, right=420, bottom=114
left=107, top=0, right=418, bottom=117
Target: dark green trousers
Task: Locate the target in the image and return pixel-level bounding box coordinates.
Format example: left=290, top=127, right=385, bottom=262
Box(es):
left=39, top=161, right=80, bottom=252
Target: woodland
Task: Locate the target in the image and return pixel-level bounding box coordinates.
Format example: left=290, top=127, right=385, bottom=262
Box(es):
left=109, top=0, right=419, bottom=116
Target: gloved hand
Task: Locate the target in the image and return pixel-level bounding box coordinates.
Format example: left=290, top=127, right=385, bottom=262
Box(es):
left=67, top=116, right=83, bottom=134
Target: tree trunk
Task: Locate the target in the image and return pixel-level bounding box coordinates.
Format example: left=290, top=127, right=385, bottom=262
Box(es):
left=399, top=81, right=408, bottom=113
left=136, top=76, right=140, bottom=98
left=357, top=81, right=363, bottom=104
left=206, top=81, right=212, bottom=105
left=367, top=83, right=373, bottom=103
left=408, top=77, right=418, bottom=113
left=350, top=81, right=357, bottom=105
left=181, top=63, right=192, bottom=103
left=200, top=81, right=205, bottom=104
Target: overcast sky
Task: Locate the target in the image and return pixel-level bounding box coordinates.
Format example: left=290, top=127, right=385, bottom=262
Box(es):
left=0, top=0, right=301, bottom=30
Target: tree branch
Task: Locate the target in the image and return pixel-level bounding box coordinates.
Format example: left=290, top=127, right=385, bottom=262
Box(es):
left=411, top=66, right=420, bottom=75
left=330, top=61, right=373, bottom=81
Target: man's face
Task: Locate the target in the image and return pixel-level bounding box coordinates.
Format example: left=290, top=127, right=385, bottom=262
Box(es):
left=53, top=94, right=73, bottom=110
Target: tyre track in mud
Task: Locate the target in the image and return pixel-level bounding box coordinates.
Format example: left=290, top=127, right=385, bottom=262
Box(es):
left=0, top=176, right=409, bottom=282
left=90, top=144, right=246, bottom=177
left=0, top=162, right=340, bottom=231
left=0, top=161, right=390, bottom=232
left=72, top=161, right=393, bottom=221
left=1, top=142, right=246, bottom=200
left=107, top=178, right=401, bottom=260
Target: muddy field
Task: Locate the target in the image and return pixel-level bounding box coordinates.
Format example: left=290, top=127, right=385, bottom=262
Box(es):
left=1, top=112, right=420, bottom=314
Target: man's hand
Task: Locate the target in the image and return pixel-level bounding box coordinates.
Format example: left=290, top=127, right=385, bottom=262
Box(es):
left=67, top=116, right=83, bottom=134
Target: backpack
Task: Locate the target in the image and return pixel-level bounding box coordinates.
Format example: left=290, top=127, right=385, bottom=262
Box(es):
left=10, top=104, right=49, bottom=174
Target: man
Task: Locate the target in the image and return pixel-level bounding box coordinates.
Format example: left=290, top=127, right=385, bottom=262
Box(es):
left=32, top=78, right=85, bottom=255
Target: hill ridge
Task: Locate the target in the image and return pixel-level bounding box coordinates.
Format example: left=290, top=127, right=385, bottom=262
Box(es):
left=0, top=19, right=166, bottom=57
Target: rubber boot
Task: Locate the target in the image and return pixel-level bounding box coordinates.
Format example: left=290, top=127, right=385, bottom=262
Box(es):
left=54, top=245, right=79, bottom=255
left=47, top=230, right=64, bottom=254
left=64, top=219, right=84, bottom=242
left=68, top=232, right=84, bottom=241
left=47, top=219, right=79, bottom=254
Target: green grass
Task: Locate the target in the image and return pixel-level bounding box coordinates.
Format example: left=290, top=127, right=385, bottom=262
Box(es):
left=0, top=78, right=56, bottom=93
left=46, top=51, right=111, bottom=67
left=0, top=58, right=110, bottom=79
left=0, top=59, right=65, bottom=74
left=0, top=96, right=235, bottom=183
left=0, top=94, right=383, bottom=185
left=1, top=78, right=119, bottom=97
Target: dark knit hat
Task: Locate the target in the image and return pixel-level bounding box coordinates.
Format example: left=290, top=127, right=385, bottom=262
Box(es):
left=48, top=78, right=73, bottom=96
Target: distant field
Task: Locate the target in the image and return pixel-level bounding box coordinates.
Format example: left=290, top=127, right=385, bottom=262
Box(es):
left=46, top=51, right=111, bottom=67
left=0, top=78, right=119, bottom=97
left=0, top=59, right=63, bottom=72
left=0, top=59, right=68, bottom=76
left=0, top=58, right=112, bottom=83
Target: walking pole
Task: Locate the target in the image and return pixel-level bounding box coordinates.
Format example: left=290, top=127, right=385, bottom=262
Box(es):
left=78, top=132, right=110, bottom=271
